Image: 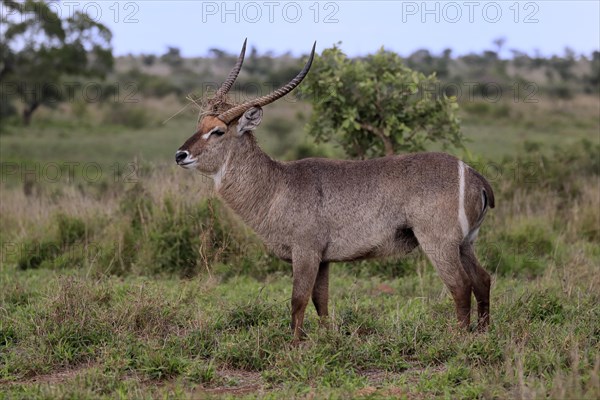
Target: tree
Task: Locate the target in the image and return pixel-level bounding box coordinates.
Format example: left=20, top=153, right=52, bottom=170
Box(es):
left=161, top=46, right=183, bottom=68
left=493, top=37, right=506, bottom=55
left=584, top=51, right=600, bottom=93
left=302, top=46, right=463, bottom=159
left=142, top=54, right=157, bottom=67
left=1, top=0, right=113, bottom=125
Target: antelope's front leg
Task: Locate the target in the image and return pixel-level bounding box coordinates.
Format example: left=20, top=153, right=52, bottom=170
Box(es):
left=290, top=250, right=320, bottom=344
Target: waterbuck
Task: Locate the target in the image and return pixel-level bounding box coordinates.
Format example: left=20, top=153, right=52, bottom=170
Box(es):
left=176, top=41, right=495, bottom=341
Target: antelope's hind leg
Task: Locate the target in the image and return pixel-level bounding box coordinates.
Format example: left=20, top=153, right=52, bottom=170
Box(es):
left=417, top=233, right=473, bottom=329
left=460, top=243, right=491, bottom=331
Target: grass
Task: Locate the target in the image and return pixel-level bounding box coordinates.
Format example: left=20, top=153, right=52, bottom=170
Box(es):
left=0, top=95, right=599, bottom=398
left=0, top=263, right=598, bottom=399
left=2, top=95, right=598, bottom=184
left=0, top=97, right=323, bottom=187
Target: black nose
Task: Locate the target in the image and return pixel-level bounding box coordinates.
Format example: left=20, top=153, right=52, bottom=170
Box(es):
left=175, top=150, right=188, bottom=164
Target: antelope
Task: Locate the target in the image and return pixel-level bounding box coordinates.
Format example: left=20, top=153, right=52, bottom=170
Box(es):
left=176, top=40, right=495, bottom=342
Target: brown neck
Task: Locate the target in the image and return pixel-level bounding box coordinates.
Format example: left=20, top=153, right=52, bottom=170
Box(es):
left=215, top=134, right=282, bottom=233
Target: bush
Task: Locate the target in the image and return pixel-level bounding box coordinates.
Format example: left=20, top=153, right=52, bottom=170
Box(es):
left=303, top=45, right=463, bottom=158
left=17, top=214, right=89, bottom=270
left=96, top=190, right=285, bottom=278
left=145, top=198, right=230, bottom=277
left=57, top=213, right=87, bottom=246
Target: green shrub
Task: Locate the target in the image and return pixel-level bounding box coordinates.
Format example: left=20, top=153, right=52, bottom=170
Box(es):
left=17, top=214, right=88, bottom=270
left=17, top=240, right=61, bottom=270
left=92, top=189, right=284, bottom=278
left=145, top=198, right=230, bottom=277
left=56, top=214, right=87, bottom=246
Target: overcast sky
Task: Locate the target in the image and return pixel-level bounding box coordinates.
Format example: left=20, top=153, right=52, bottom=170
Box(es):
left=39, top=1, right=600, bottom=57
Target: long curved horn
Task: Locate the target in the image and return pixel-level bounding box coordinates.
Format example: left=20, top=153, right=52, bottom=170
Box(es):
left=214, top=38, right=247, bottom=98
left=218, top=41, right=316, bottom=124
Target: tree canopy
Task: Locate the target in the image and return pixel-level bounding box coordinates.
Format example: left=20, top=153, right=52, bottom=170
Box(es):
left=1, top=0, right=113, bottom=124
left=303, top=46, right=463, bottom=158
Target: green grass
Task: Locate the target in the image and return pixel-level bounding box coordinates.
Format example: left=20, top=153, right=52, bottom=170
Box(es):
left=0, top=99, right=328, bottom=185
left=0, top=264, right=598, bottom=399
left=2, top=96, right=598, bottom=184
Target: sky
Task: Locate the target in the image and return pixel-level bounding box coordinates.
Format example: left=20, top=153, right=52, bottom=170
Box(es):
left=24, top=1, right=600, bottom=57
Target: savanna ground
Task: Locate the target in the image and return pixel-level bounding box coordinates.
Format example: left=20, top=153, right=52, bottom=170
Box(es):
left=1, top=93, right=599, bottom=399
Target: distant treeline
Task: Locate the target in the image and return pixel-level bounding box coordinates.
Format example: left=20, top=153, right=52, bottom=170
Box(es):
left=116, top=45, right=600, bottom=101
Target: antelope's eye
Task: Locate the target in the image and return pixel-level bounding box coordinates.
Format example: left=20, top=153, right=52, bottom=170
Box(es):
left=202, top=129, right=225, bottom=140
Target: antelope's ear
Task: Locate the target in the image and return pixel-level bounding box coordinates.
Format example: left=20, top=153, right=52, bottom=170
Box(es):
left=237, top=107, right=263, bottom=135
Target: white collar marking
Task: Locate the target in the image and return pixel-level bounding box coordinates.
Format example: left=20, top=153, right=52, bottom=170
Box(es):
left=213, top=152, right=231, bottom=189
